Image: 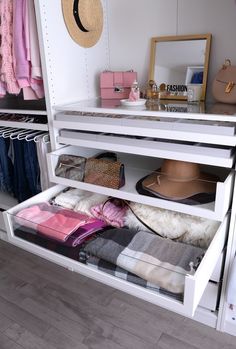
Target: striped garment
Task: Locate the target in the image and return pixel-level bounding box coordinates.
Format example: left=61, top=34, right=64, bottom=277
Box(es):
left=84, top=228, right=205, bottom=294
left=86, top=255, right=183, bottom=301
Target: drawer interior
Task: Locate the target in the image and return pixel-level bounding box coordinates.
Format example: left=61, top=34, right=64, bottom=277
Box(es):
left=4, top=184, right=228, bottom=317
left=47, top=145, right=234, bottom=221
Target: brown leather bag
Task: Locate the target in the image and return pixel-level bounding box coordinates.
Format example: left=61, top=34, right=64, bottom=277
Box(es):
left=84, top=152, right=125, bottom=189
left=212, top=59, right=236, bottom=104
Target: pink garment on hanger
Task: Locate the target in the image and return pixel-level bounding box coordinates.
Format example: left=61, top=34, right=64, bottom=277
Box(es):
left=23, top=78, right=44, bottom=100
left=22, top=0, right=44, bottom=99
left=24, top=0, right=31, bottom=61
left=13, top=0, right=30, bottom=85
left=0, top=0, right=20, bottom=96
left=26, top=0, right=43, bottom=80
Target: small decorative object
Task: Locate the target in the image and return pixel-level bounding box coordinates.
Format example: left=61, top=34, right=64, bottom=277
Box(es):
left=151, top=82, right=159, bottom=101
left=145, top=79, right=155, bottom=100
left=187, top=84, right=202, bottom=103
left=144, top=80, right=159, bottom=105
left=212, top=59, right=236, bottom=104
left=120, top=99, right=146, bottom=107
left=100, top=71, right=137, bottom=99
left=61, top=0, right=103, bottom=48
left=158, top=83, right=168, bottom=99
left=129, top=80, right=140, bottom=101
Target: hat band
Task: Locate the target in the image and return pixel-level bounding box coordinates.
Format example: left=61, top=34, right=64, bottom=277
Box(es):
left=158, top=174, right=200, bottom=184
left=73, top=0, right=89, bottom=33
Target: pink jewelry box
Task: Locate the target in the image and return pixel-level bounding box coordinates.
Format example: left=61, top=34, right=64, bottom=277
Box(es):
left=100, top=71, right=137, bottom=99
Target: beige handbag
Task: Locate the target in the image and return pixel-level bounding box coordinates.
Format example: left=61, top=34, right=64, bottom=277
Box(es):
left=212, top=59, right=236, bottom=104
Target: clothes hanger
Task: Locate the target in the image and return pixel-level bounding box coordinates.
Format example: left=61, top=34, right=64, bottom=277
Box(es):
left=2, top=128, right=21, bottom=138
left=10, top=129, right=28, bottom=140
left=33, top=132, right=50, bottom=143
left=25, top=130, right=44, bottom=141
left=34, top=133, right=43, bottom=142
left=42, top=133, right=50, bottom=144
left=0, top=127, right=13, bottom=135
left=17, top=129, right=36, bottom=140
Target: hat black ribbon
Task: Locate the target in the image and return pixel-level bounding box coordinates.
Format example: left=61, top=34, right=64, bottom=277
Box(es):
left=73, top=0, right=89, bottom=32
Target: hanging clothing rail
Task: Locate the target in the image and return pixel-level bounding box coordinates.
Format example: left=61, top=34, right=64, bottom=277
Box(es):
left=0, top=126, right=49, bottom=143
left=0, top=112, right=48, bottom=131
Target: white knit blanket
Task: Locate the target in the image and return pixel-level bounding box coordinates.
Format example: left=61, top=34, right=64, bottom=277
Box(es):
left=124, top=202, right=220, bottom=248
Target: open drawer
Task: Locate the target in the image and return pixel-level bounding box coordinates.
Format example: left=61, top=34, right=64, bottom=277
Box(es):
left=47, top=145, right=234, bottom=221
left=3, top=185, right=228, bottom=318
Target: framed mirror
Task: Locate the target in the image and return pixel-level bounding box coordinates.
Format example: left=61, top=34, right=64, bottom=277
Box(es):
left=149, top=34, right=211, bottom=101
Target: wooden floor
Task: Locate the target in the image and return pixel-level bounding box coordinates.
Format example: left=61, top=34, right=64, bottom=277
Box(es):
left=0, top=240, right=236, bottom=349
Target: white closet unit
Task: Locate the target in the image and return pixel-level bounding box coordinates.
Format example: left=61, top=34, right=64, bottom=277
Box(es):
left=2, top=0, right=236, bottom=336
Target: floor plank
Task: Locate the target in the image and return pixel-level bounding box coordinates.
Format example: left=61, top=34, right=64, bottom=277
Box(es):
left=4, top=323, right=57, bottom=349
left=0, top=333, right=24, bottom=349
left=156, top=333, right=199, bottom=349
left=1, top=240, right=236, bottom=349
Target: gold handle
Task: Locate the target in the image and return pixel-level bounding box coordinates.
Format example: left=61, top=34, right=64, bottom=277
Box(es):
left=225, top=81, right=235, bottom=93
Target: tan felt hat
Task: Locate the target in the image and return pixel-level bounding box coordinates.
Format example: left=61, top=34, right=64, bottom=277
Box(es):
left=142, top=160, right=217, bottom=200
left=61, top=0, right=103, bottom=48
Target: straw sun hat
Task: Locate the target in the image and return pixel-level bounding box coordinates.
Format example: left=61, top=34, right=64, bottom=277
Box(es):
left=61, top=0, right=103, bottom=48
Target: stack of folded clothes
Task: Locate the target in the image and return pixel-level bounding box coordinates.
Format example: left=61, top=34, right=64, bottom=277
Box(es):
left=14, top=202, right=107, bottom=246
left=13, top=189, right=207, bottom=301
left=83, top=228, right=205, bottom=299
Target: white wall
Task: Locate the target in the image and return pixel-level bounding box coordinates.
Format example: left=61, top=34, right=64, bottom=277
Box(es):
left=107, top=0, right=177, bottom=89
left=178, top=0, right=236, bottom=100
left=107, top=0, right=236, bottom=100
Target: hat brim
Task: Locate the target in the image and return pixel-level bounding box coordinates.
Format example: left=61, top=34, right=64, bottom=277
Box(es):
left=61, top=0, right=103, bottom=48
left=142, top=170, right=217, bottom=200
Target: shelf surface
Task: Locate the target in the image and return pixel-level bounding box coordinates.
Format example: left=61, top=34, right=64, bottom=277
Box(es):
left=58, top=130, right=235, bottom=168
left=48, top=144, right=234, bottom=221
left=0, top=96, right=47, bottom=115
left=0, top=120, right=48, bottom=131
left=54, top=98, right=236, bottom=122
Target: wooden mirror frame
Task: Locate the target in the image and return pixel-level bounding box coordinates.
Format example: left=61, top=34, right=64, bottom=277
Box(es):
left=149, top=34, right=212, bottom=101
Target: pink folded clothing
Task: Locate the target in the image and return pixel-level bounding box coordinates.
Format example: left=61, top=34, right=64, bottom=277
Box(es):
left=15, top=202, right=96, bottom=242
left=90, top=200, right=128, bottom=228
left=64, top=220, right=107, bottom=247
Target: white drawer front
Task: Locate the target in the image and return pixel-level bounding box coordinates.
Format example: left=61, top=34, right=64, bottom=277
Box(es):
left=47, top=145, right=233, bottom=221
left=199, top=282, right=219, bottom=311
left=58, top=130, right=236, bottom=168
left=4, top=185, right=228, bottom=318
left=54, top=111, right=236, bottom=147
left=0, top=211, right=6, bottom=232
left=211, top=253, right=223, bottom=283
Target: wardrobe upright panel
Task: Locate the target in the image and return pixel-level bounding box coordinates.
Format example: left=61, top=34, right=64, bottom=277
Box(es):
left=34, top=0, right=109, bottom=148
left=35, top=0, right=109, bottom=106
